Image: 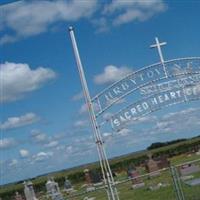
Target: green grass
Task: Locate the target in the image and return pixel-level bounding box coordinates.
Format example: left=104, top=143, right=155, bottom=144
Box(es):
left=36, top=155, right=200, bottom=200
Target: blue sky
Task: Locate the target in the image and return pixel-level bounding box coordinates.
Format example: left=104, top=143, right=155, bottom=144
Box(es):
left=0, top=0, right=200, bottom=185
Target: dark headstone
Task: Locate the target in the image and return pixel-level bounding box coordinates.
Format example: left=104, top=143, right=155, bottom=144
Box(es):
left=64, top=178, right=72, bottom=189
left=90, top=170, right=102, bottom=184
left=127, top=165, right=145, bottom=189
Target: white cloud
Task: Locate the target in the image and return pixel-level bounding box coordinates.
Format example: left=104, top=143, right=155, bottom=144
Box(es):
left=152, top=107, right=200, bottom=135
left=91, top=17, right=109, bottom=33
left=31, top=130, right=62, bottom=148
left=19, top=149, right=29, bottom=158
left=128, top=115, right=157, bottom=126
left=8, top=159, right=18, bottom=167
left=79, top=102, right=99, bottom=114
left=117, top=128, right=131, bottom=136
left=0, top=0, right=98, bottom=44
left=105, top=97, right=126, bottom=107
left=103, top=1, right=137, bottom=14
left=80, top=103, right=88, bottom=114
left=0, top=62, right=56, bottom=103
left=103, top=0, right=167, bottom=27
left=0, top=1, right=167, bottom=43
left=72, top=91, right=83, bottom=101
left=163, top=108, right=196, bottom=120
left=0, top=34, right=17, bottom=44
left=0, top=138, right=16, bottom=149
left=32, top=151, right=53, bottom=162
left=44, top=140, right=59, bottom=148
left=74, top=119, right=88, bottom=127
left=94, top=65, right=132, bottom=85
left=103, top=132, right=112, bottom=137
left=31, top=130, right=64, bottom=149
left=31, top=130, right=47, bottom=143
left=103, top=112, right=113, bottom=121
left=113, top=9, right=143, bottom=26
left=66, top=146, right=73, bottom=153
left=0, top=113, right=39, bottom=130
left=56, top=145, right=65, bottom=151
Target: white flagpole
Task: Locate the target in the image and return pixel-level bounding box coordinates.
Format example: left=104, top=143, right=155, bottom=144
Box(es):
left=68, top=26, right=119, bottom=200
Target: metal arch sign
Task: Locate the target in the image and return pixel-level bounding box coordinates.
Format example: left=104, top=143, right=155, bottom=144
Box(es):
left=92, top=57, right=200, bottom=117
left=110, top=83, right=200, bottom=131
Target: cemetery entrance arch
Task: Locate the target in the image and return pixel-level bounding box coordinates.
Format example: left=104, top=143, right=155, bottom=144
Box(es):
left=69, top=29, right=200, bottom=200
left=92, top=57, right=200, bottom=132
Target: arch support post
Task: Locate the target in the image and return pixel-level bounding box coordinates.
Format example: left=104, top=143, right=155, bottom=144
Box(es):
left=68, top=26, right=120, bottom=200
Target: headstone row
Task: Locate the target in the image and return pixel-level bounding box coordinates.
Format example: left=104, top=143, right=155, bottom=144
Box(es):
left=15, top=177, right=74, bottom=200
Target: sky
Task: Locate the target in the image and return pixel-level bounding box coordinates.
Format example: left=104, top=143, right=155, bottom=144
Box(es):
left=0, top=0, right=200, bottom=185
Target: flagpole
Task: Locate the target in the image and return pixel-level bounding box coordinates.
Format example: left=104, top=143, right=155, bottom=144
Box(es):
left=68, top=26, right=119, bottom=200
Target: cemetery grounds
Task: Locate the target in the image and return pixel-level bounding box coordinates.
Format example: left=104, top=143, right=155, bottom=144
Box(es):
left=39, top=153, right=200, bottom=200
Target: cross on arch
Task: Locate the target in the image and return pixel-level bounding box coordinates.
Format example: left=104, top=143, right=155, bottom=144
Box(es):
left=150, top=37, right=168, bottom=77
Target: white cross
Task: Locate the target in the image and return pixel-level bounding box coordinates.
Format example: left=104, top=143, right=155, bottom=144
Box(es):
left=150, top=37, right=167, bottom=77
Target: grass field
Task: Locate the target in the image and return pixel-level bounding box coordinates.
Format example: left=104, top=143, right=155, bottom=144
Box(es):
left=39, top=154, right=200, bottom=200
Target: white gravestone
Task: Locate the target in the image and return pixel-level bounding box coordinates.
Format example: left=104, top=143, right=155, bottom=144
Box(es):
left=15, top=192, right=23, bottom=200
left=24, top=181, right=38, bottom=200
left=46, top=178, right=64, bottom=200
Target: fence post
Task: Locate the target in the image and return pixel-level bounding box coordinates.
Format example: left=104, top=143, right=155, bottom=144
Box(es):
left=170, top=166, right=185, bottom=200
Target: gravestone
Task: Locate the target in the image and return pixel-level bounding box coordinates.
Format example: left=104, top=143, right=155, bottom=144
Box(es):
left=179, top=163, right=200, bottom=176
left=156, top=156, right=170, bottom=169
left=185, top=178, right=200, bottom=186
left=83, top=197, right=96, bottom=200
left=145, top=156, right=160, bottom=177
left=84, top=169, right=92, bottom=185
left=24, top=181, right=38, bottom=200
left=64, top=178, right=72, bottom=189
left=84, top=169, right=95, bottom=192
left=64, top=177, right=74, bottom=193
left=149, top=182, right=170, bottom=191
left=14, top=192, right=23, bottom=200
left=46, top=177, right=64, bottom=200
left=90, top=170, right=102, bottom=184
left=127, top=166, right=145, bottom=189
